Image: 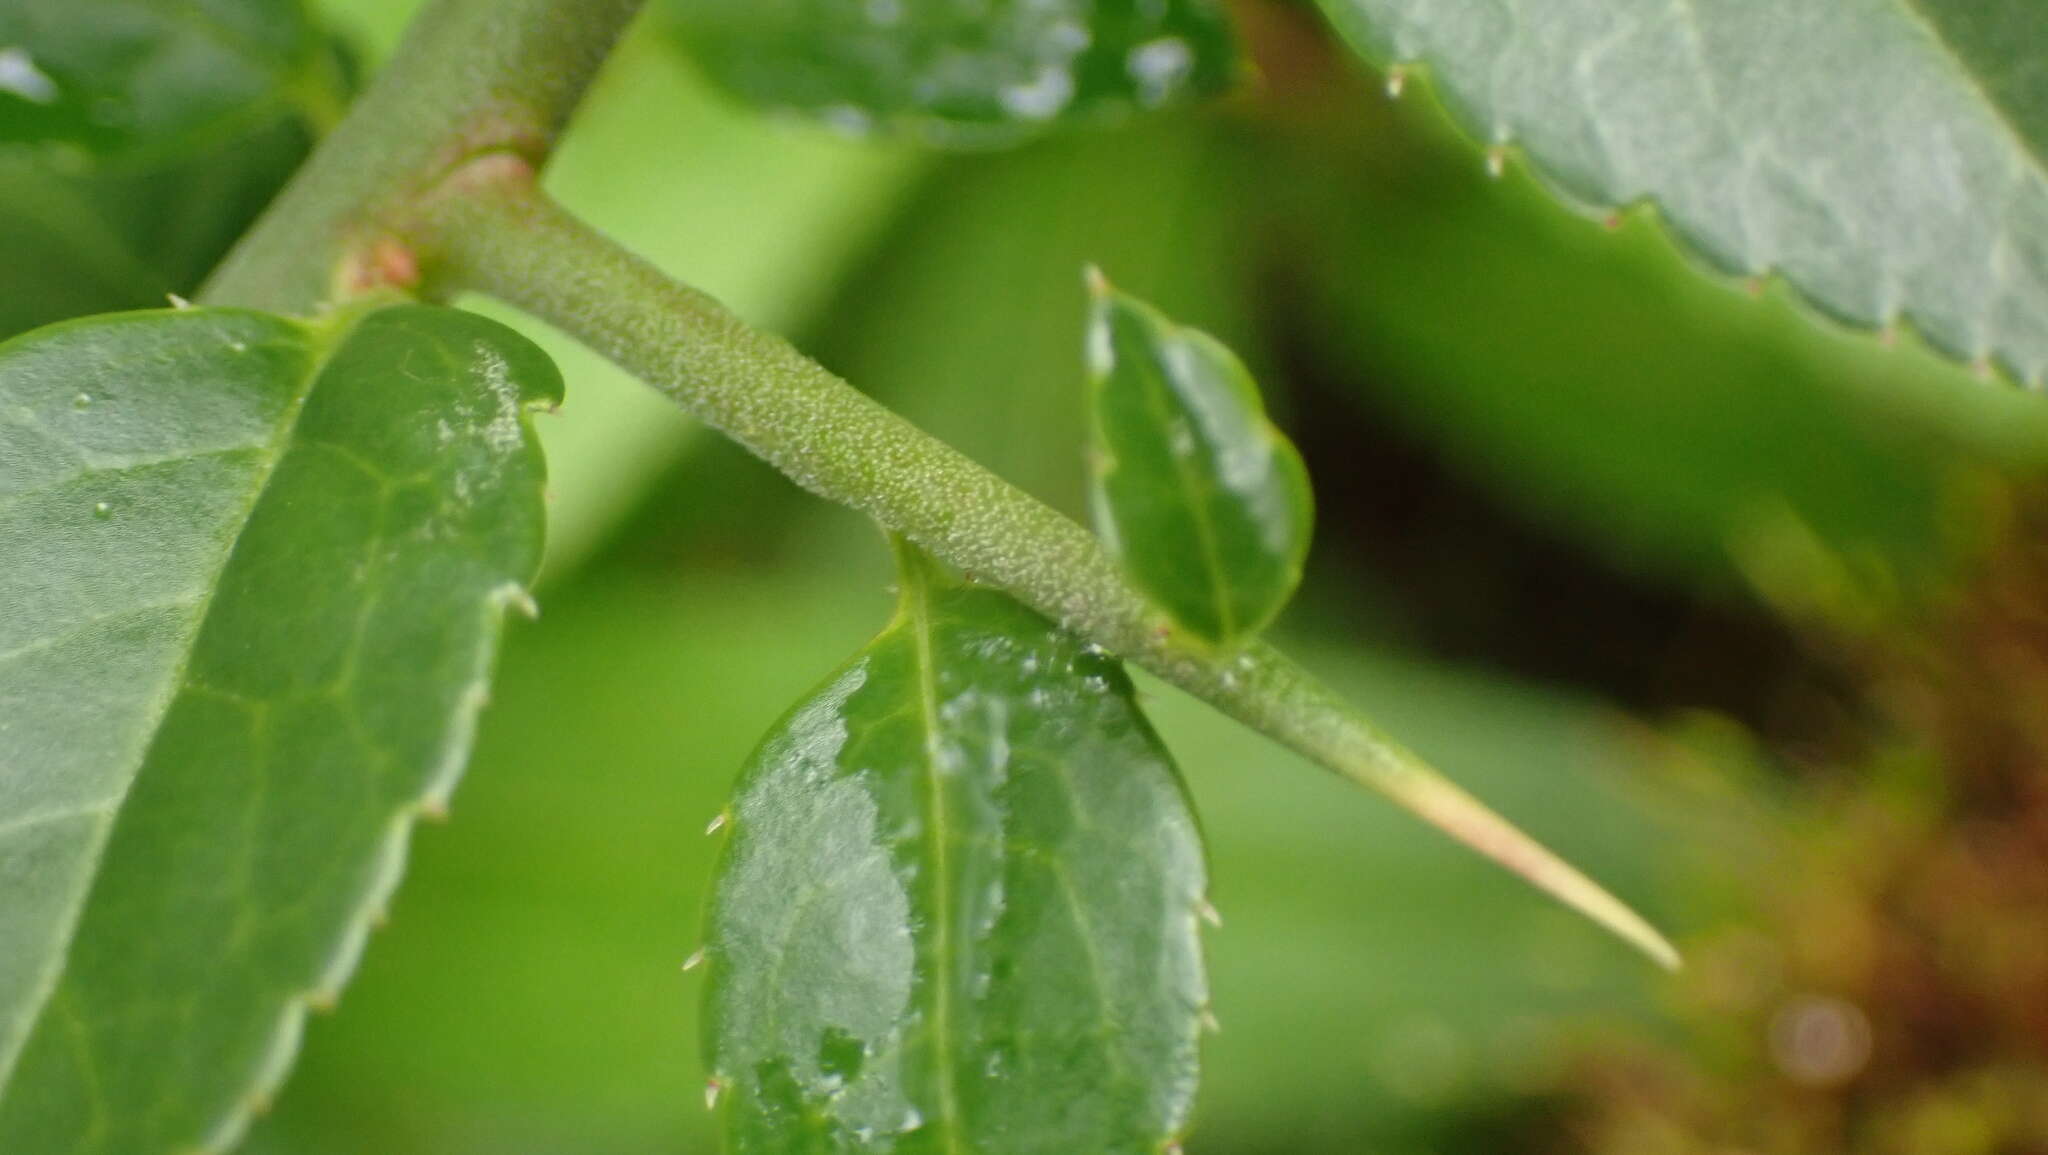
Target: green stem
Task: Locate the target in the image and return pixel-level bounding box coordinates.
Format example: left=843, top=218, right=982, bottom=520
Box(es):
left=420, top=173, right=1680, bottom=970
left=200, top=0, right=645, bottom=312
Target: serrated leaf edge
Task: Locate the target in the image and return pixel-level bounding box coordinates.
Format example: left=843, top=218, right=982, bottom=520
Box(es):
left=1332, top=9, right=2048, bottom=388
left=189, top=579, right=533, bottom=1154
left=0, top=304, right=549, bottom=1151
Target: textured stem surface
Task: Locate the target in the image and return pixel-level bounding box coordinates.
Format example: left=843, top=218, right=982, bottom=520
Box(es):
left=424, top=175, right=1680, bottom=970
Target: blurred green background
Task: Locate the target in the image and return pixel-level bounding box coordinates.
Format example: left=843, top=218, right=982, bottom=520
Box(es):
left=24, top=0, right=2040, bottom=1151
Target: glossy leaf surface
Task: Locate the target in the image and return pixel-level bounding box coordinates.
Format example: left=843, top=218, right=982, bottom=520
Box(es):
left=667, top=0, right=1237, bottom=148
left=0, top=0, right=345, bottom=161
left=0, top=303, right=558, bottom=1152
left=703, top=549, right=1207, bottom=1153
left=1086, top=275, right=1312, bottom=648
left=1314, top=0, right=2048, bottom=383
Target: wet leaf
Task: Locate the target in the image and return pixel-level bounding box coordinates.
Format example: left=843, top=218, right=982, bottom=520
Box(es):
left=667, top=0, right=1238, bottom=148
left=0, top=0, right=346, bottom=162
left=0, top=303, right=559, bottom=1152
left=703, top=545, right=1208, bottom=1154
left=1086, top=272, right=1312, bottom=648
left=1313, top=0, right=2048, bottom=384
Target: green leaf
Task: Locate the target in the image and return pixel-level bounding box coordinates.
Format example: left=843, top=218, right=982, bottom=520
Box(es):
left=0, top=302, right=559, bottom=1152
left=1085, top=271, right=1312, bottom=648
left=0, top=0, right=346, bottom=162
left=667, top=0, right=1238, bottom=148
left=703, top=544, right=1208, bottom=1154
left=1313, top=0, right=2048, bottom=384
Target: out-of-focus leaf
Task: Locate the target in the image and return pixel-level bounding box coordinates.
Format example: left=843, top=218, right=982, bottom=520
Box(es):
left=0, top=0, right=345, bottom=161
left=0, top=114, right=319, bottom=341
left=1313, top=0, right=2048, bottom=384
left=703, top=546, right=1207, bottom=1153
left=0, top=303, right=557, bottom=1153
left=1275, top=84, right=2048, bottom=587
left=1087, top=273, right=1312, bottom=646
left=667, top=0, right=1238, bottom=147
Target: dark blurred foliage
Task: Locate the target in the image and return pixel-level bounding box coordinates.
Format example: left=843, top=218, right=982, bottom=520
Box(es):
left=1530, top=487, right=2048, bottom=1154
left=0, top=37, right=350, bottom=339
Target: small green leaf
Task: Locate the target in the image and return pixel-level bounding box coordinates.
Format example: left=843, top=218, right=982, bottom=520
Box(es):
left=0, top=302, right=559, bottom=1151
left=703, top=543, right=1208, bottom=1153
left=0, top=0, right=346, bottom=162
left=1085, top=270, right=1313, bottom=648
left=1312, top=0, right=2048, bottom=384
left=667, top=0, right=1238, bottom=148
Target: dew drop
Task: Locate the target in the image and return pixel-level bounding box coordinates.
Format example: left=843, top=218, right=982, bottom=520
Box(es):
left=1070, top=645, right=1117, bottom=686
left=72, top=392, right=92, bottom=409
left=92, top=501, right=112, bottom=519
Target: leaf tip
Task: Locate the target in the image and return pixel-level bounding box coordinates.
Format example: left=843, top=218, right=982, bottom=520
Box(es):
left=1082, top=262, right=1112, bottom=299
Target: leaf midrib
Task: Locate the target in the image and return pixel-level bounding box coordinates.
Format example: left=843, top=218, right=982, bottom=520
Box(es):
left=902, top=566, right=968, bottom=1155
left=1134, top=334, right=1237, bottom=640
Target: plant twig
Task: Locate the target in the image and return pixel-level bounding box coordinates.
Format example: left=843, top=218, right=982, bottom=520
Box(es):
left=200, top=0, right=645, bottom=313
left=415, top=169, right=1681, bottom=970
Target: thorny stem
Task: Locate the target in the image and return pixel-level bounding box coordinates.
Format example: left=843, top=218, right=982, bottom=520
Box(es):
left=413, top=168, right=1681, bottom=970
left=194, top=0, right=1675, bottom=968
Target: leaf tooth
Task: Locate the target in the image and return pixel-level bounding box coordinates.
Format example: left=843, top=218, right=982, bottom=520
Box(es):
left=1385, top=66, right=1407, bottom=98
left=1198, top=1008, right=1221, bottom=1035
left=1484, top=145, right=1507, bottom=179
left=681, top=948, right=706, bottom=973
left=704, top=1079, right=725, bottom=1111
left=493, top=581, right=540, bottom=621
left=705, top=810, right=729, bottom=836
left=1195, top=898, right=1223, bottom=928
